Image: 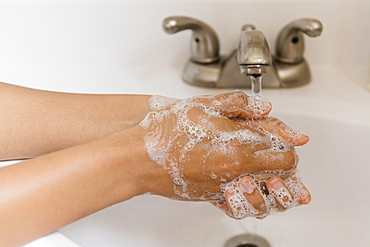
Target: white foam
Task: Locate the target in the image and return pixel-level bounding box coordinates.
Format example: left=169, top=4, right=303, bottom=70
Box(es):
left=140, top=92, right=305, bottom=218
left=149, top=95, right=179, bottom=111
left=247, top=96, right=271, bottom=117
left=269, top=183, right=294, bottom=209
left=227, top=188, right=259, bottom=219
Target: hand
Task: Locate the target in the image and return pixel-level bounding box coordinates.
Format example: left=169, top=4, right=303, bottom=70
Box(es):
left=212, top=116, right=310, bottom=219
left=212, top=174, right=311, bottom=219
left=138, top=92, right=306, bottom=203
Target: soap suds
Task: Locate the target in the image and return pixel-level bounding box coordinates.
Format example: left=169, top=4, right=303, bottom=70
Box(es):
left=140, top=92, right=304, bottom=218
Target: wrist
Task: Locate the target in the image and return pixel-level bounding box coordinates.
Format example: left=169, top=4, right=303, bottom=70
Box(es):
left=84, top=94, right=152, bottom=143
left=104, top=125, right=174, bottom=202
left=111, top=94, right=152, bottom=130
left=101, top=125, right=152, bottom=203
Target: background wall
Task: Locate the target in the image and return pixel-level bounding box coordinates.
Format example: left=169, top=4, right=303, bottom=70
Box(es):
left=0, top=0, right=368, bottom=92
left=0, top=0, right=369, bottom=68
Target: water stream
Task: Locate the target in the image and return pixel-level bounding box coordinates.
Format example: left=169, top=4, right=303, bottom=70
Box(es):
left=250, top=75, right=262, bottom=96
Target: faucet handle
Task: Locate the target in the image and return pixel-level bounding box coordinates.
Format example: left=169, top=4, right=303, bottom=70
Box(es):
left=275, top=18, right=323, bottom=63
left=162, top=16, right=220, bottom=63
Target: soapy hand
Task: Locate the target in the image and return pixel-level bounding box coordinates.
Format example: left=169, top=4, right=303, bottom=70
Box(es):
left=212, top=172, right=311, bottom=219
left=214, top=116, right=311, bottom=219
left=139, top=91, right=310, bottom=218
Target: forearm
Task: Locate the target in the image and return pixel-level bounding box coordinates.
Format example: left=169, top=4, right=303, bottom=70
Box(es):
left=0, top=126, right=147, bottom=247
left=0, top=82, right=151, bottom=160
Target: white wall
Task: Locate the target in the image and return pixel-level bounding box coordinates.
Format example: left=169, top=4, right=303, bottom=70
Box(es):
left=0, top=0, right=369, bottom=69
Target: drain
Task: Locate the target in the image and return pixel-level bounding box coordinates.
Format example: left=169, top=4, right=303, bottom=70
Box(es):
left=224, top=234, right=271, bottom=247
left=235, top=244, right=258, bottom=247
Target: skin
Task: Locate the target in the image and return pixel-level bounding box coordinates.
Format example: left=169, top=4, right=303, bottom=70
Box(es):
left=0, top=84, right=311, bottom=246
left=0, top=82, right=150, bottom=160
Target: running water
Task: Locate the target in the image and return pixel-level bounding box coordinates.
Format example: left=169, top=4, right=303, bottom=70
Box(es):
left=250, top=75, right=262, bottom=96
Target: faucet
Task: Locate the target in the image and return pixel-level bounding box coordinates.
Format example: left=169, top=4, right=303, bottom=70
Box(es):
left=162, top=16, right=323, bottom=88
left=237, top=24, right=272, bottom=77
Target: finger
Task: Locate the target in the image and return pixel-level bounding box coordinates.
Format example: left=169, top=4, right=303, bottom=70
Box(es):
left=201, top=91, right=272, bottom=119
left=237, top=176, right=267, bottom=217
left=286, top=176, right=311, bottom=205
left=249, top=117, right=309, bottom=146
left=297, top=186, right=311, bottom=205
left=187, top=106, right=263, bottom=134
left=267, top=177, right=294, bottom=211
left=225, top=187, right=259, bottom=220
left=225, top=188, right=246, bottom=219
left=251, top=150, right=297, bottom=177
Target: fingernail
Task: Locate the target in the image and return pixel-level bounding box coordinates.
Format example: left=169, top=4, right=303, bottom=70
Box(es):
left=240, top=178, right=256, bottom=194
left=298, top=188, right=311, bottom=205
left=270, top=177, right=284, bottom=190
left=298, top=132, right=310, bottom=144
left=299, top=195, right=311, bottom=205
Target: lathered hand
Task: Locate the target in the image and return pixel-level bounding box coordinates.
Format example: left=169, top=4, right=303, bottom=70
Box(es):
left=139, top=92, right=308, bottom=207
left=214, top=116, right=310, bottom=219
left=213, top=173, right=311, bottom=220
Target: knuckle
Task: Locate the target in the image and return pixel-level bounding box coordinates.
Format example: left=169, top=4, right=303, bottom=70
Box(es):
left=282, top=151, right=296, bottom=171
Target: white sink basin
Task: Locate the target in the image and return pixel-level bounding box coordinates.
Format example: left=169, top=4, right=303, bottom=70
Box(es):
left=57, top=110, right=370, bottom=246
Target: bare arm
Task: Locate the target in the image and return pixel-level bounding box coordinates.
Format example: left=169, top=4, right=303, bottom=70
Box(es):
left=0, top=125, right=147, bottom=247
left=0, top=82, right=151, bottom=160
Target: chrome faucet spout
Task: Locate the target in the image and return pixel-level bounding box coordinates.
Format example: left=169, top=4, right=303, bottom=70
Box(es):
left=237, top=27, right=272, bottom=76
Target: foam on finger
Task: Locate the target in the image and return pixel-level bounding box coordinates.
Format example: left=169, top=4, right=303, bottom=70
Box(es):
left=226, top=188, right=259, bottom=219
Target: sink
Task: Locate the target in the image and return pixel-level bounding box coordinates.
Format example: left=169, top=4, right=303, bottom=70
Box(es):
left=14, top=64, right=369, bottom=247
left=6, top=63, right=369, bottom=247
left=58, top=111, right=370, bottom=246
left=0, top=0, right=368, bottom=246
